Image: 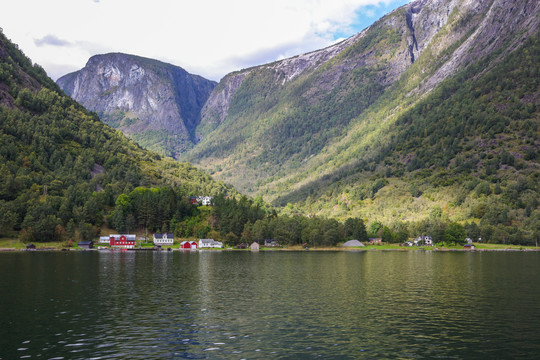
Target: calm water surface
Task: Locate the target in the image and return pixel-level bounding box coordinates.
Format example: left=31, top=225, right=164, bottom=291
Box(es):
left=1, top=250, right=539, bottom=359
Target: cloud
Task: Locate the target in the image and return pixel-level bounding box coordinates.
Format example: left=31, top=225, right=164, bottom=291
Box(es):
left=34, top=34, right=72, bottom=47
left=0, top=0, right=411, bottom=81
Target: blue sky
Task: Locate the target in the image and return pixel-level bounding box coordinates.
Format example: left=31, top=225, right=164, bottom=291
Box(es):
left=0, top=0, right=411, bottom=81
left=337, top=0, right=410, bottom=38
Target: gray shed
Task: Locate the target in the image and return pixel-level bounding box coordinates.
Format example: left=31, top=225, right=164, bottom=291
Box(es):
left=342, top=240, right=365, bottom=247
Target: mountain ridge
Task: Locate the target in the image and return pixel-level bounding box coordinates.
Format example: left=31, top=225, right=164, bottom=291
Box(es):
left=179, top=0, right=539, bottom=243
left=57, top=53, right=216, bottom=158
left=0, top=30, right=233, bottom=242
left=186, top=0, right=538, bottom=193
left=49, top=0, right=538, bottom=243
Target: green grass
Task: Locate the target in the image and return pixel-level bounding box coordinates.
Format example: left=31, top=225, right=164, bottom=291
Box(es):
left=0, top=238, right=71, bottom=250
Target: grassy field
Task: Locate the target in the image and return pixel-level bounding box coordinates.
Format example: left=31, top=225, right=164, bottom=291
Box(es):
left=0, top=238, right=69, bottom=250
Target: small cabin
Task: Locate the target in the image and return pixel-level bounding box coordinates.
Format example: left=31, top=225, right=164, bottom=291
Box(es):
left=368, top=238, right=382, bottom=245
left=237, top=243, right=247, bottom=249
left=78, top=241, right=94, bottom=249
left=414, top=235, right=433, bottom=246
left=250, top=242, right=260, bottom=251
left=264, top=239, right=279, bottom=247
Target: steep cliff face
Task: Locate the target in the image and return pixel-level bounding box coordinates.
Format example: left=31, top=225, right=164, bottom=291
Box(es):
left=187, top=0, right=539, bottom=198
left=57, top=53, right=216, bottom=158
left=195, top=0, right=456, bottom=141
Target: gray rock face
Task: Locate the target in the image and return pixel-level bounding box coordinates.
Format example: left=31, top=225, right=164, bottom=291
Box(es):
left=189, top=0, right=539, bottom=196
left=197, top=0, right=538, bottom=142
left=57, top=53, right=216, bottom=158
left=195, top=0, right=454, bottom=139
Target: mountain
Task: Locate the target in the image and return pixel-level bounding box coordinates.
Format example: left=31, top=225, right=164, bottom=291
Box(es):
left=185, top=0, right=539, bottom=242
left=57, top=53, right=216, bottom=158
left=0, top=30, right=232, bottom=242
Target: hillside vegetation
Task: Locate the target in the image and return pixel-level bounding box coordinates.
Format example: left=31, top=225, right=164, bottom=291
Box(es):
left=279, top=35, right=539, bottom=244
left=184, top=0, right=539, bottom=244
left=0, top=29, right=377, bottom=249
left=0, top=30, right=231, bottom=242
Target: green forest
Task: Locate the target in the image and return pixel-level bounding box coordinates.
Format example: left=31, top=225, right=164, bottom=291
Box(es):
left=0, top=30, right=231, bottom=243
left=0, top=29, right=386, bottom=248
left=277, top=35, right=539, bottom=245
left=1, top=23, right=538, bottom=247
left=185, top=19, right=539, bottom=246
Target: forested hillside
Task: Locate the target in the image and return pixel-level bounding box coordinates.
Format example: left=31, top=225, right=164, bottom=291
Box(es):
left=278, top=34, right=539, bottom=244
left=0, top=29, right=231, bottom=242
left=184, top=0, right=539, bottom=244
left=0, top=29, right=372, bottom=248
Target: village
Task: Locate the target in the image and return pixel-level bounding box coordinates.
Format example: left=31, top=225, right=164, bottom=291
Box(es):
left=63, top=234, right=480, bottom=252
left=78, top=234, right=278, bottom=251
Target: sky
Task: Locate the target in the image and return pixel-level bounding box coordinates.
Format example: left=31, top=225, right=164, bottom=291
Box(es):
left=0, top=0, right=410, bottom=82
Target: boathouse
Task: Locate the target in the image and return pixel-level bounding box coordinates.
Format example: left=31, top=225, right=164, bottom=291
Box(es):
left=180, top=241, right=198, bottom=249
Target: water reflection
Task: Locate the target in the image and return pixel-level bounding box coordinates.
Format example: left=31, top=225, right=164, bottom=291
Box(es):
left=1, top=251, right=540, bottom=358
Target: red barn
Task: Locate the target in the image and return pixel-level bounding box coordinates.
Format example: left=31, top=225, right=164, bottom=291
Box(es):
left=180, top=241, right=198, bottom=249
left=109, top=234, right=136, bottom=248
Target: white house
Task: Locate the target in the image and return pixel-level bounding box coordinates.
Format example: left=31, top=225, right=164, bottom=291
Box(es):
left=414, top=235, right=433, bottom=246
left=99, top=236, right=110, bottom=244
left=153, top=233, right=174, bottom=246
left=197, top=196, right=213, bottom=206
left=198, top=239, right=223, bottom=248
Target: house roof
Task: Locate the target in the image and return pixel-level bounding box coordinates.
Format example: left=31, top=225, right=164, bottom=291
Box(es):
left=343, top=240, right=365, bottom=247
left=110, top=234, right=136, bottom=240
left=154, top=233, right=173, bottom=239
left=78, top=241, right=93, bottom=245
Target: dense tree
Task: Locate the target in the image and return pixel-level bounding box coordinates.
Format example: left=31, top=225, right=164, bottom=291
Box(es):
left=444, top=223, right=466, bottom=245
left=344, top=217, right=368, bottom=242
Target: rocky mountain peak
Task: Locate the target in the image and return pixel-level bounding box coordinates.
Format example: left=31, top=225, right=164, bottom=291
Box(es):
left=57, top=53, right=216, bottom=158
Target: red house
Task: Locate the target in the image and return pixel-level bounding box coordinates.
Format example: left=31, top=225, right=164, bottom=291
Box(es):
left=109, top=234, right=136, bottom=248
left=180, top=241, right=198, bottom=249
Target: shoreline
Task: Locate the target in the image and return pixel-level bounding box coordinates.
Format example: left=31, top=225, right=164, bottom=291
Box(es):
left=1, top=245, right=538, bottom=252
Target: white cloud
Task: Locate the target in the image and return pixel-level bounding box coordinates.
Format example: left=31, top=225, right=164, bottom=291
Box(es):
left=34, top=34, right=72, bottom=47
left=0, top=0, right=409, bottom=81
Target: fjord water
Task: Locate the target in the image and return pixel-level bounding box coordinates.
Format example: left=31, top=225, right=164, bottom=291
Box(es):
left=1, top=251, right=539, bottom=359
